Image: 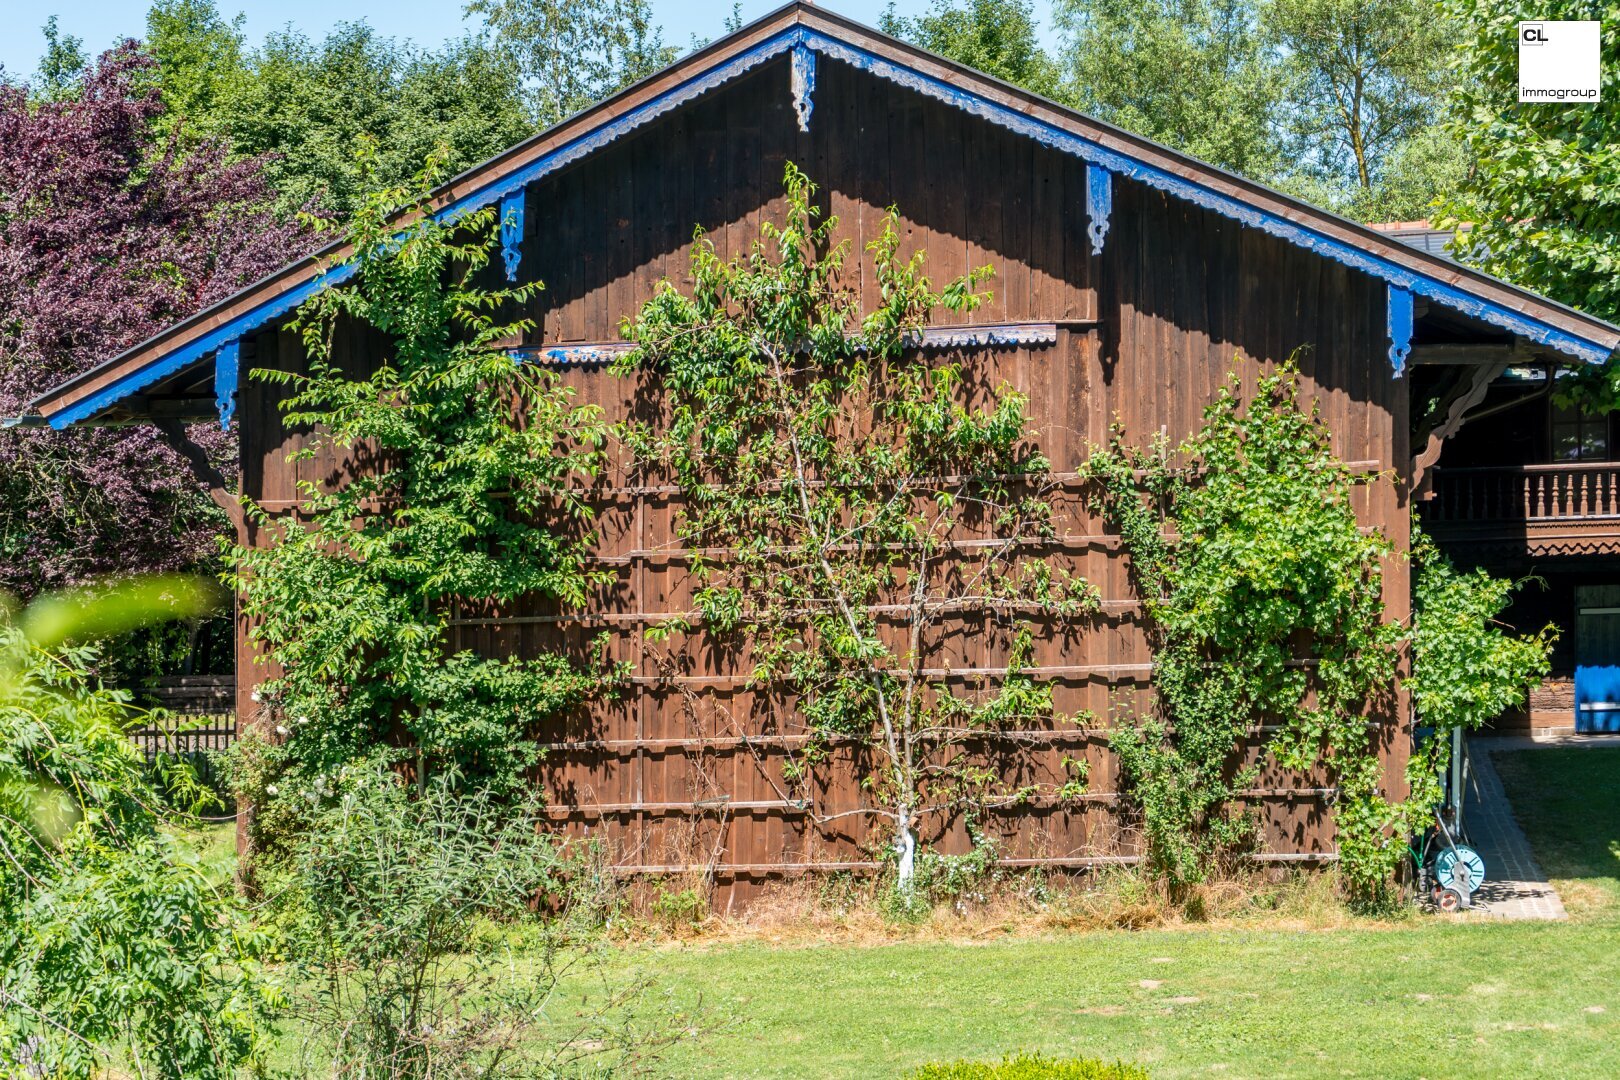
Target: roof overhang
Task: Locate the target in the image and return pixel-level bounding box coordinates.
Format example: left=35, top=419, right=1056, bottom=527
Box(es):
left=18, top=1, right=1620, bottom=430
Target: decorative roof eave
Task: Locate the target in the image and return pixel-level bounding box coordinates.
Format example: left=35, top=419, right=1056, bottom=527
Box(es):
left=512, top=322, right=1065, bottom=366
left=23, top=2, right=1620, bottom=430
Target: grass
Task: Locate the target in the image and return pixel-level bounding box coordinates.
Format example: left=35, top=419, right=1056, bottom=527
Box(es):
left=238, top=747, right=1620, bottom=1078
left=550, top=745, right=1620, bottom=1079
left=585, top=918, right=1620, bottom=1078
left=1493, top=746, right=1620, bottom=917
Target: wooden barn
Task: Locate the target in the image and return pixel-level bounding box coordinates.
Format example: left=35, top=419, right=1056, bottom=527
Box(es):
left=16, top=4, right=1620, bottom=906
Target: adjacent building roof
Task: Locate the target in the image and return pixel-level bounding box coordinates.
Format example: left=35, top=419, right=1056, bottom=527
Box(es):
left=17, top=1, right=1620, bottom=430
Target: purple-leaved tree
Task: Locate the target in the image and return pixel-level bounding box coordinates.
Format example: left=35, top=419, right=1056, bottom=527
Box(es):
left=0, top=43, right=311, bottom=599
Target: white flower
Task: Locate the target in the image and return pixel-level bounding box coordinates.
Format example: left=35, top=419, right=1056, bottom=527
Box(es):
left=265, top=784, right=278, bottom=796
left=250, top=688, right=261, bottom=703
left=275, top=724, right=289, bottom=736
left=297, top=715, right=309, bottom=726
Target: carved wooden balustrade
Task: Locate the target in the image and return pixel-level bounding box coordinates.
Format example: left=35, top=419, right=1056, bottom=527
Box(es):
left=1421, top=463, right=1620, bottom=556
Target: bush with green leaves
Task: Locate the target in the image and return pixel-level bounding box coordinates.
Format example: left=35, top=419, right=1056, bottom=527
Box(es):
left=1405, top=529, right=1553, bottom=811
left=1, top=578, right=274, bottom=1080
left=1084, top=362, right=1400, bottom=893
left=280, top=762, right=687, bottom=1079
left=228, top=147, right=619, bottom=858
left=1084, top=361, right=1551, bottom=901
left=616, top=164, right=1096, bottom=896
left=911, top=1052, right=1150, bottom=1079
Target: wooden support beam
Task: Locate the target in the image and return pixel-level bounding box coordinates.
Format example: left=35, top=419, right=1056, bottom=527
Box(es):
left=1411, top=358, right=1511, bottom=497
left=153, top=418, right=244, bottom=536
left=1409, top=341, right=1538, bottom=366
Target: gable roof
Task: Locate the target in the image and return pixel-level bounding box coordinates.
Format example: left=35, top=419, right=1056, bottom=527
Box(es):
left=19, top=1, right=1620, bottom=429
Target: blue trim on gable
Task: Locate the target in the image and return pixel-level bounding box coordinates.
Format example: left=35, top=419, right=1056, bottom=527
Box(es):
left=47, top=21, right=1614, bottom=428
left=791, top=44, right=816, bottom=131
left=1387, top=285, right=1414, bottom=378
left=51, top=262, right=358, bottom=428
left=215, top=340, right=240, bottom=429
left=801, top=30, right=1613, bottom=368
left=1085, top=164, right=1111, bottom=256
left=500, top=190, right=525, bottom=281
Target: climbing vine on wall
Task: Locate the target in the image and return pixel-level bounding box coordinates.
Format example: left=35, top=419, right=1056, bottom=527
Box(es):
left=1084, top=361, right=1403, bottom=895
left=616, top=165, right=1098, bottom=893
left=228, top=147, right=619, bottom=857
left=1086, top=360, right=1553, bottom=901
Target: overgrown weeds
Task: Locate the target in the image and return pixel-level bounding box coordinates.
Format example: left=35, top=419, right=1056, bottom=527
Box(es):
left=606, top=864, right=1408, bottom=946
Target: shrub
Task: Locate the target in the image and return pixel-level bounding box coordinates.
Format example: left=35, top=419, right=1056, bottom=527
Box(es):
left=1, top=578, right=272, bottom=1080
left=911, top=1052, right=1151, bottom=1079
left=280, top=761, right=690, bottom=1078
left=228, top=147, right=615, bottom=860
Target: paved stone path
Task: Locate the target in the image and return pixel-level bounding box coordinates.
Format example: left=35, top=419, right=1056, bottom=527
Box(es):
left=1459, top=744, right=1567, bottom=920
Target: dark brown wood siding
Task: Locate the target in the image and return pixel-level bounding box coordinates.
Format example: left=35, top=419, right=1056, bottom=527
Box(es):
left=237, top=55, right=1412, bottom=907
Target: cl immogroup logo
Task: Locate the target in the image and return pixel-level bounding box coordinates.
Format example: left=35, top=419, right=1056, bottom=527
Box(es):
left=1518, top=20, right=1602, bottom=102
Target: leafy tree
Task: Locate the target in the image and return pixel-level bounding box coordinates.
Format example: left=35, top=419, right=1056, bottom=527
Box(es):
left=1053, top=0, right=1286, bottom=178
left=149, top=9, right=534, bottom=217
left=880, top=0, right=1060, bottom=98
left=143, top=0, right=249, bottom=145
left=1405, top=529, right=1552, bottom=810
left=228, top=150, right=616, bottom=856
left=618, top=166, right=1097, bottom=896
left=1439, top=0, right=1620, bottom=402
left=1266, top=0, right=1454, bottom=208
left=1, top=577, right=274, bottom=1080
left=1050, top=0, right=1456, bottom=217
left=0, top=43, right=310, bottom=599
left=31, top=17, right=88, bottom=101
left=467, top=0, right=674, bottom=128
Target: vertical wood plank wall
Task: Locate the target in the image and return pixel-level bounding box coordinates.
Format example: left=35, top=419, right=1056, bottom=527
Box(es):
left=237, top=57, right=1411, bottom=907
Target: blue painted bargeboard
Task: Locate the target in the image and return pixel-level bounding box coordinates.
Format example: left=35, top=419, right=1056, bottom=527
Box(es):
left=48, top=24, right=1615, bottom=428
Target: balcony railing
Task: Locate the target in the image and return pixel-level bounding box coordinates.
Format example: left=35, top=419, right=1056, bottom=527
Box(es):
left=1422, top=463, right=1620, bottom=524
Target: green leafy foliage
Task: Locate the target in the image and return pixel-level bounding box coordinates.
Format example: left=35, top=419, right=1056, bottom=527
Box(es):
left=1050, top=0, right=1455, bottom=216
left=1266, top=0, right=1451, bottom=192
left=1084, top=363, right=1552, bottom=901
left=1404, top=529, right=1553, bottom=813
left=880, top=0, right=1060, bottom=97
left=1084, top=362, right=1401, bottom=894
left=279, top=763, right=671, bottom=1078
left=467, top=0, right=675, bottom=129
left=618, top=165, right=1097, bottom=895
left=228, top=148, right=617, bottom=858
left=911, top=1053, right=1151, bottom=1079
left=1439, top=0, right=1620, bottom=406
left=1053, top=0, right=1286, bottom=179
left=1, top=579, right=273, bottom=1080
left=145, top=0, right=535, bottom=217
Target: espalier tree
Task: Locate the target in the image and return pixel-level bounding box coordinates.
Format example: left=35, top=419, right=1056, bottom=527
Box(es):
left=616, top=166, right=1097, bottom=896
left=1085, top=362, right=1550, bottom=901
left=228, top=147, right=617, bottom=856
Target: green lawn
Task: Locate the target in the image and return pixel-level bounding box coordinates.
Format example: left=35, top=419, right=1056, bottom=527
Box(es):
left=603, top=918, right=1620, bottom=1078
left=563, top=745, right=1620, bottom=1078
left=243, top=747, right=1620, bottom=1078
left=1493, top=746, right=1620, bottom=916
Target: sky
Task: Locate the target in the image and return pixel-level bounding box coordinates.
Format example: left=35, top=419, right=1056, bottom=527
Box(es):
left=0, top=0, right=1062, bottom=83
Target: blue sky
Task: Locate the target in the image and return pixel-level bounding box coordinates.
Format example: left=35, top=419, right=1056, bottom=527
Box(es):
left=1, top=0, right=1062, bottom=83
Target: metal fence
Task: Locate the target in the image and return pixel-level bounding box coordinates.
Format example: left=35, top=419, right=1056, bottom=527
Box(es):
left=127, top=675, right=236, bottom=792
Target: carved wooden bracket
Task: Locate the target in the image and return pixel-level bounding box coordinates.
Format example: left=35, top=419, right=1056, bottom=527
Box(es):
left=1410, top=359, right=1509, bottom=498
left=154, top=418, right=245, bottom=538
